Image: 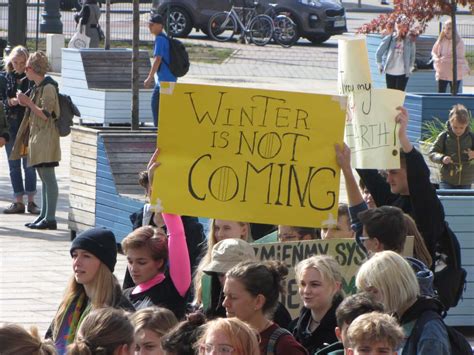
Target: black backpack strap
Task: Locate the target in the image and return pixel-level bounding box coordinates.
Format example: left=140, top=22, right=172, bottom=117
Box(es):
left=266, top=327, right=292, bottom=355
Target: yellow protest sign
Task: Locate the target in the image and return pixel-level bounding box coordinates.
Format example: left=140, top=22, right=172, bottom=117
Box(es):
left=338, top=37, right=372, bottom=95
left=345, top=88, right=405, bottom=169
left=253, top=239, right=367, bottom=318
left=152, top=83, right=346, bottom=227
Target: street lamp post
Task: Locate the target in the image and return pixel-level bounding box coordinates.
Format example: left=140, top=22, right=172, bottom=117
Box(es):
left=6, top=0, right=27, bottom=53
left=40, top=0, right=63, bottom=34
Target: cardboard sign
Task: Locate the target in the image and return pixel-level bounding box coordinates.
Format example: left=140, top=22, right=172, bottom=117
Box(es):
left=253, top=239, right=367, bottom=318
left=153, top=83, right=346, bottom=228
left=345, top=88, right=406, bottom=169
left=338, top=37, right=372, bottom=96
left=253, top=237, right=414, bottom=318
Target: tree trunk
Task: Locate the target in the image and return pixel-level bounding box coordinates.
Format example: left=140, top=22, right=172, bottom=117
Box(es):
left=451, top=0, right=457, bottom=95
left=105, top=0, right=111, bottom=50
left=131, top=0, right=140, bottom=130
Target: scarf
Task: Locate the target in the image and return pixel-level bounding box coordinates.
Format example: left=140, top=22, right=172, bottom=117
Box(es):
left=55, top=293, right=91, bottom=354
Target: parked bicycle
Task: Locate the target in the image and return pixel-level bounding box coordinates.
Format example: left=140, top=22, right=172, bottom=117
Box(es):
left=265, top=4, right=299, bottom=47
left=207, top=0, right=274, bottom=46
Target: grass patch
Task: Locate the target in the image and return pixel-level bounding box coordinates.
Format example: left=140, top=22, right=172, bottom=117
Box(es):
left=27, top=38, right=234, bottom=64
left=467, top=50, right=474, bottom=70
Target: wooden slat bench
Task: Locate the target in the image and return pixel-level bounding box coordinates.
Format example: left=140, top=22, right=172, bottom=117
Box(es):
left=62, top=48, right=154, bottom=125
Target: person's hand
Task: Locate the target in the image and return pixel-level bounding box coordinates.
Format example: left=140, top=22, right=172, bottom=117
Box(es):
left=0, top=137, right=6, bottom=147
left=144, top=76, right=154, bottom=89
left=466, top=149, right=474, bottom=160
left=17, top=92, right=32, bottom=107
left=395, top=106, right=409, bottom=139
left=147, top=148, right=161, bottom=195
left=442, top=156, right=453, bottom=164
left=8, top=97, right=18, bottom=107
left=335, top=143, right=351, bottom=172
left=395, top=106, right=413, bottom=153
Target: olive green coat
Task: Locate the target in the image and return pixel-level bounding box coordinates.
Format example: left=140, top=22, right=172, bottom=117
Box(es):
left=10, top=79, right=61, bottom=166
left=429, top=123, right=474, bottom=186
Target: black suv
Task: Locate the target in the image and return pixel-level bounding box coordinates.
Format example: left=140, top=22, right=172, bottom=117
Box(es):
left=154, top=0, right=347, bottom=44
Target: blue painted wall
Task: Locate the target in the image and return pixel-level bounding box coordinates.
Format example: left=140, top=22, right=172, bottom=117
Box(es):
left=95, top=136, right=143, bottom=242
left=405, top=93, right=474, bottom=144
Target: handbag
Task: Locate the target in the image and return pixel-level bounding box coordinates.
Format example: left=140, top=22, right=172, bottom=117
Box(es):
left=68, top=25, right=90, bottom=49
left=97, top=25, right=105, bottom=41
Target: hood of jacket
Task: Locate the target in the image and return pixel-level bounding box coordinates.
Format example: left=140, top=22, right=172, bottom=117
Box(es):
left=399, top=296, right=444, bottom=325
left=405, top=257, right=435, bottom=298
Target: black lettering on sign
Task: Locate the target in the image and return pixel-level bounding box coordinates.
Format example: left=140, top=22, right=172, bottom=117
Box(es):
left=335, top=242, right=367, bottom=266
left=286, top=279, right=300, bottom=310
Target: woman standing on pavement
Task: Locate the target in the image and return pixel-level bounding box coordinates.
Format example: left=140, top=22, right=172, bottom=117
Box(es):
left=46, top=228, right=134, bottom=354
left=432, top=19, right=470, bottom=94
left=2, top=46, right=40, bottom=216
left=11, top=51, right=60, bottom=230
left=376, top=15, right=416, bottom=91
left=74, top=0, right=102, bottom=48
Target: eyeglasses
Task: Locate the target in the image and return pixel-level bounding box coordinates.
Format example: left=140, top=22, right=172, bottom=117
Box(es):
left=200, top=344, right=234, bottom=354
left=359, top=236, right=370, bottom=242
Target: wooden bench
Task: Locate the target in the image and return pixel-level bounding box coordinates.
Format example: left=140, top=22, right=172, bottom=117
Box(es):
left=61, top=48, right=154, bottom=125
left=69, top=126, right=156, bottom=240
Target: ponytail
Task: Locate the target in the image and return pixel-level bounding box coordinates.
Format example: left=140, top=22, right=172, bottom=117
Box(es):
left=226, top=261, right=288, bottom=315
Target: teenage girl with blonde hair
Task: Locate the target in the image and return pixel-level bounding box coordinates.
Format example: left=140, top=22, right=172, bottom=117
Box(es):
left=11, top=51, right=60, bottom=230
left=2, top=45, right=39, bottom=215
left=432, top=19, right=470, bottom=93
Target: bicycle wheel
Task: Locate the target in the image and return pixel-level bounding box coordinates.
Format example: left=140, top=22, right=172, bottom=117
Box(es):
left=208, top=12, right=237, bottom=42
left=249, top=15, right=273, bottom=46
left=273, top=15, right=298, bottom=48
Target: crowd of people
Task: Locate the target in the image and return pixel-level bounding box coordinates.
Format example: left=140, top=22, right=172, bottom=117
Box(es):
left=1, top=97, right=473, bottom=354
left=0, top=9, right=473, bottom=355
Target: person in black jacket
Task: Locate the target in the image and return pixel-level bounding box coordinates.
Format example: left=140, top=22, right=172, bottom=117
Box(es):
left=46, top=228, right=134, bottom=354
left=356, top=106, right=446, bottom=261
left=1, top=46, right=39, bottom=215
left=290, top=255, right=345, bottom=354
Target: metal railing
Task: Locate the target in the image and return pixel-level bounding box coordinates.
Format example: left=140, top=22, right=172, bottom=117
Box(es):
left=0, top=1, right=156, bottom=44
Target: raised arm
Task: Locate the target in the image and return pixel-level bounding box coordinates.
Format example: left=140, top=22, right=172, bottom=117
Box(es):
left=162, top=213, right=191, bottom=297
left=396, top=107, right=445, bottom=258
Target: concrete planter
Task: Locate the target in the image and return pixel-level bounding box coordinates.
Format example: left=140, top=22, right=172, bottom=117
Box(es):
left=69, top=126, right=156, bottom=241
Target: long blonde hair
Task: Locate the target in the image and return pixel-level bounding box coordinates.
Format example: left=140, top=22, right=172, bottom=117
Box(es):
left=437, top=19, right=461, bottom=43
left=0, top=324, right=57, bottom=355
left=356, top=251, right=419, bottom=315
left=52, top=263, right=122, bottom=339
left=3, top=45, right=29, bottom=73
left=192, top=219, right=252, bottom=305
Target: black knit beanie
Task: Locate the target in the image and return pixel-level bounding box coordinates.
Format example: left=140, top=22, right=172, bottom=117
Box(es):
left=70, top=227, right=117, bottom=272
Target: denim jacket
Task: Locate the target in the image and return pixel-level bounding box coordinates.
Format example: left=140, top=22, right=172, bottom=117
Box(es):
left=376, top=34, right=416, bottom=76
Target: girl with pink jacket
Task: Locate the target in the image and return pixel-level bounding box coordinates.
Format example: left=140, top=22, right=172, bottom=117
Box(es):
left=432, top=19, right=470, bottom=93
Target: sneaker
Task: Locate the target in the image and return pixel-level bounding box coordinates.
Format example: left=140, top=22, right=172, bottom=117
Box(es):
left=381, top=1, right=389, bottom=4
left=3, top=202, right=25, bottom=214
left=27, top=202, right=41, bottom=215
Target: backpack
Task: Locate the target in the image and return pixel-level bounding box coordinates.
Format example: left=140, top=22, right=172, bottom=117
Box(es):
left=55, top=93, right=81, bottom=137
left=410, top=310, right=472, bottom=355
left=266, top=327, right=292, bottom=355
left=162, top=37, right=190, bottom=78
left=433, top=222, right=467, bottom=310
